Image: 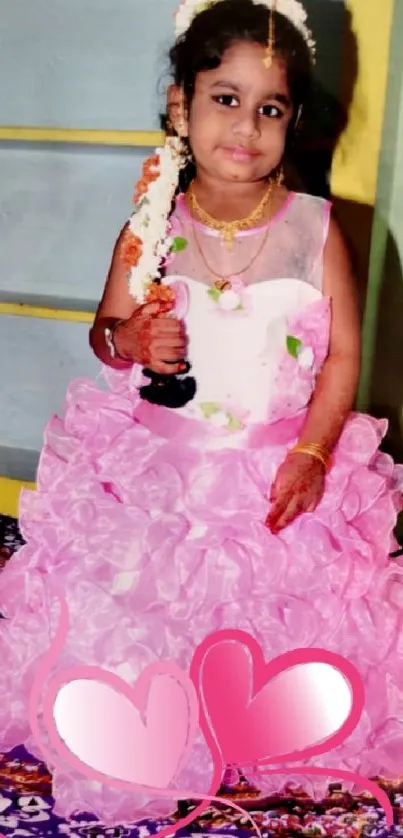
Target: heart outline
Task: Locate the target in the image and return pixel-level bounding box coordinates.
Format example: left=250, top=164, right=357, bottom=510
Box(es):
left=29, top=589, right=226, bottom=838
left=42, top=661, right=199, bottom=791
left=190, top=629, right=365, bottom=768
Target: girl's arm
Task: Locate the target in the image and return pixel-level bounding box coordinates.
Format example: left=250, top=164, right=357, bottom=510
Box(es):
left=90, top=226, right=187, bottom=374
left=89, top=225, right=140, bottom=369
left=296, top=215, right=361, bottom=450
left=266, top=216, right=361, bottom=533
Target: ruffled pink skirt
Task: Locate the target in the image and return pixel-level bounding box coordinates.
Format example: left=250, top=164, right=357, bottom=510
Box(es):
left=1, top=368, right=403, bottom=824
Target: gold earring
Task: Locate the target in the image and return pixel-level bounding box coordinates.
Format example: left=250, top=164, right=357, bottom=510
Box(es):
left=276, top=166, right=284, bottom=186
left=177, top=87, right=187, bottom=135
left=270, top=166, right=284, bottom=186
left=263, top=1, right=276, bottom=69
left=295, top=105, right=303, bottom=130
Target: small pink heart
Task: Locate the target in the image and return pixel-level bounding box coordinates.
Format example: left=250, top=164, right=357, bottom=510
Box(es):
left=191, top=630, right=364, bottom=766
left=43, top=662, right=198, bottom=789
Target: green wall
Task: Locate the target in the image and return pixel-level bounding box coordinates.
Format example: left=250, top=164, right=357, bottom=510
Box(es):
left=359, top=0, right=403, bottom=459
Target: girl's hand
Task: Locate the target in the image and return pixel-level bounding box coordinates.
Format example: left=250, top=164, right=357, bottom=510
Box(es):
left=265, top=452, right=326, bottom=534
left=113, top=301, right=188, bottom=375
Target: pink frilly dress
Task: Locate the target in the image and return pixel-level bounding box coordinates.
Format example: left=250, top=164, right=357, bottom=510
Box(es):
left=1, top=191, right=403, bottom=824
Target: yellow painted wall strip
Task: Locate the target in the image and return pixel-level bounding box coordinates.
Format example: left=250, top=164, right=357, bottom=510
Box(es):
left=0, top=127, right=163, bottom=147
left=0, top=478, right=35, bottom=519
left=0, top=302, right=93, bottom=324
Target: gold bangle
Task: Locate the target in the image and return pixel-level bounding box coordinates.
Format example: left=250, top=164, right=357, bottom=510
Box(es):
left=290, top=443, right=331, bottom=470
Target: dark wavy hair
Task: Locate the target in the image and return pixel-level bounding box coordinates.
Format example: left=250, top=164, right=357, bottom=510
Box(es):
left=164, top=0, right=313, bottom=188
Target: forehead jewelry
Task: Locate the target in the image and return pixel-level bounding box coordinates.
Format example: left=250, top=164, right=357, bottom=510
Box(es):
left=263, top=0, right=276, bottom=69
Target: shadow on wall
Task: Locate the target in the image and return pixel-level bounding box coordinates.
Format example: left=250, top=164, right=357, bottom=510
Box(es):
left=370, top=232, right=403, bottom=545
left=301, top=2, right=403, bottom=459
left=286, top=1, right=376, bottom=318
left=370, top=233, right=403, bottom=460
left=289, top=0, right=357, bottom=200
left=291, top=2, right=403, bottom=486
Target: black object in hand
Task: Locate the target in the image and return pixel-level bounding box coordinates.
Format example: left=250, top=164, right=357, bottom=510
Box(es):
left=139, top=362, right=197, bottom=409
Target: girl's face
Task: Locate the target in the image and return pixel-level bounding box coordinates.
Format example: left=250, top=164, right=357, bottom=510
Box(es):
left=185, top=41, right=294, bottom=184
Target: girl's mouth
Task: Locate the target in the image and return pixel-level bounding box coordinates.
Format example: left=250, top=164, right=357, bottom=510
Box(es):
left=220, top=146, right=260, bottom=162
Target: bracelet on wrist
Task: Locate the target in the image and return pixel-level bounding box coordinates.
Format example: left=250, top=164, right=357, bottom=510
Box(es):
left=104, top=320, right=132, bottom=364
left=289, top=442, right=332, bottom=471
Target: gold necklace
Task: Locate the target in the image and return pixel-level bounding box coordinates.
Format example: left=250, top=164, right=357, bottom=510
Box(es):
left=188, top=181, right=272, bottom=248
left=190, top=184, right=273, bottom=291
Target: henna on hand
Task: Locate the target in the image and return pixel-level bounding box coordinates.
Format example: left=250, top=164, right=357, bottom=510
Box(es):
left=113, top=301, right=188, bottom=375
left=266, top=451, right=326, bottom=534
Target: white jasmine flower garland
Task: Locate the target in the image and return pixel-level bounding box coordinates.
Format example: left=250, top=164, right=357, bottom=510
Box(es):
left=127, top=137, right=186, bottom=302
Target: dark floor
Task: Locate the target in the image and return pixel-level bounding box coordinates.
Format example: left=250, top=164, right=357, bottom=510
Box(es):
left=0, top=514, right=25, bottom=565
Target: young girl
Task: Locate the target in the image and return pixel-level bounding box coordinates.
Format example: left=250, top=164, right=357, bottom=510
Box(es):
left=1, top=0, right=403, bottom=827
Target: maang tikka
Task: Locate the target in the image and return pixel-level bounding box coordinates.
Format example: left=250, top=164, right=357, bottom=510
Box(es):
left=263, top=0, right=276, bottom=69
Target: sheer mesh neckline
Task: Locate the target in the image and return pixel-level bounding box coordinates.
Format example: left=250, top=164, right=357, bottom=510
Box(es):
left=176, top=190, right=296, bottom=238
left=167, top=191, right=329, bottom=292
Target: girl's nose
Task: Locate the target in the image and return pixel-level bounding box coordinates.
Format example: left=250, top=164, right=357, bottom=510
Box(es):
left=232, top=109, right=260, bottom=140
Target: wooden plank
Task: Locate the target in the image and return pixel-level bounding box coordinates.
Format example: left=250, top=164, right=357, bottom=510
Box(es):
left=0, top=302, right=93, bottom=323
left=0, top=127, right=163, bottom=147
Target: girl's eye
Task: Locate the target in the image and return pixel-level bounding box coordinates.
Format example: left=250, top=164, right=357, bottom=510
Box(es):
left=213, top=94, right=239, bottom=107
left=212, top=96, right=284, bottom=119
left=259, top=104, right=283, bottom=118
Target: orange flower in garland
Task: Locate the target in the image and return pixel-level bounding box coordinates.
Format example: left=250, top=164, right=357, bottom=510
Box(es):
left=144, top=282, right=175, bottom=306
left=133, top=153, right=160, bottom=205
left=121, top=229, right=143, bottom=269
left=126, top=137, right=185, bottom=302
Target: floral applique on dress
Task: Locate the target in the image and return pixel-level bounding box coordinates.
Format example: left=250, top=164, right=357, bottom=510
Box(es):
left=197, top=402, right=247, bottom=431
left=286, top=335, right=315, bottom=370
left=266, top=297, right=331, bottom=422
left=207, top=277, right=250, bottom=313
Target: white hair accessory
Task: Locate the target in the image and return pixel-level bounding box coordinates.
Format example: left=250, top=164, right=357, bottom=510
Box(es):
left=175, top=0, right=315, bottom=57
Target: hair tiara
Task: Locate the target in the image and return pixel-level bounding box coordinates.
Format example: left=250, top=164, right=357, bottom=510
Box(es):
left=175, top=0, right=315, bottom=58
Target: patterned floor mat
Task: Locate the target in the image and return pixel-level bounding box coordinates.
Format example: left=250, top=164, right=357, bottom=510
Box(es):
left=0, top=516, right=402, bottom=837
left=0, top=745, right=403, bottom=837
left=0, top=515, right=25, bottom=566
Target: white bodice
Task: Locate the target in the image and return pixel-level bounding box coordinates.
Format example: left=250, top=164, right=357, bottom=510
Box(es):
left=163, top=191, right=332, bottom=430
left=172, top=276, right=324, bottom=426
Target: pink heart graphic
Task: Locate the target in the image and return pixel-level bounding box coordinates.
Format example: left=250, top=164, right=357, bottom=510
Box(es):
left=191, top=630, right=364, bottom=767
left=43, top=662, right=198, bottom=790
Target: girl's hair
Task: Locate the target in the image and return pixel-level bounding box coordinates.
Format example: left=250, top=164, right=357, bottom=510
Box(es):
left=170, top=0, right=312, bottom=118
left=166, top=0, right=313, bottom=189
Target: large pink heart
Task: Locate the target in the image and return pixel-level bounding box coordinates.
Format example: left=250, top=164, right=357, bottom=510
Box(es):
left=191, top=630, right=364, bottom=766
left=43, top=662, right=198, bottom=789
